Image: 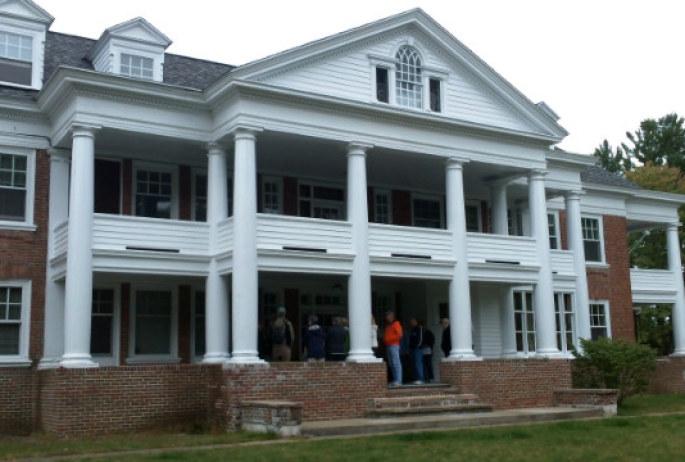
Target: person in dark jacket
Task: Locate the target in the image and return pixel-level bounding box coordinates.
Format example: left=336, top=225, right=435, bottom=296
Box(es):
left=441, top=318, right=451, bottom=358
left=326, top=317, right=347, bottom=361
left=421, top=321, right=435, bottom=382
left=409, top=318, right=424, bottom=384
left=303, top=315, right=325, bottom=361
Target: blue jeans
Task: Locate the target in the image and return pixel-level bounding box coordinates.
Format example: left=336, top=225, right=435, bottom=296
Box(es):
left=411, top=349, right=424, bottom=382
left=386, top=345, right=402, bottom=383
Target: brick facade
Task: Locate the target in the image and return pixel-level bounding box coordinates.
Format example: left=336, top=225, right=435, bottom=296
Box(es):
left=649, top=356, right=685, bottom=394
left=0, top=149, right=49, bottom=362
left=440, top=359, right=573, bottom=409
left=0, top=368, right=36, bottom=435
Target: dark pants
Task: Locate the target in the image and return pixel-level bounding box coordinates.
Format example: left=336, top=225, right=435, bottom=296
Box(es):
left=422, top=353, right=434, bottom=382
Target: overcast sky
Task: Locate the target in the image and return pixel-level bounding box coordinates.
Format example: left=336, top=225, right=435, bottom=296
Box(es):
left=38, top=0, right=685, bottom=155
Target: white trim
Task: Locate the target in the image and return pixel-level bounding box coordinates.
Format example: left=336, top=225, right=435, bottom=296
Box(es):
left=127, top=285, right=179, bottom=363
left=548, top=211, right=560, bottom=250
left=191, top=167, right=207, bottom=222
left=132, top=161, right=179, bottom=220
left=411, top=192, right=445, bottom=229
left=191, top=286, right=205, bottom=363
left=0, top=279, right=31, bottom=365
left=90, top=285, right=121, bottom=367
left=0, top=20, right=46, bottom=90
left=0, top=147, right=35, bottom=229
left=261, top=175, right=283, bottom=214
left=373, top=188, right=392, bottom=224
left=589, top=299, right=612, bottom=339
left=465, top=199, right=482, bottom=232
left=554, top=291, right=576, bottom=352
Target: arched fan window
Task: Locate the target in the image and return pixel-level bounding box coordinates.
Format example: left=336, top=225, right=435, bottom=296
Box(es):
left=395, top=46, right=422, bottom=109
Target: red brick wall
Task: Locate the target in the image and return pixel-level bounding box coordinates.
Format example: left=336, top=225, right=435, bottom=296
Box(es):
left=0, top=149, right=49, bottom=361
left=586, top=215, right=635, bottom=341
left=649, top=356, right=685, bottom=394
left=440, top=359, right=573, bottom=409
left=392, top=190, right=411, bottom=226
left=39, top=365, right=216, bottom=437
left=0, top=368, right=36, bottom=435
left=219, top=362, right=387, bottom=430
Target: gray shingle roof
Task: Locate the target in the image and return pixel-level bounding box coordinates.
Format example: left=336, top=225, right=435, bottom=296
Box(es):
left=0, top=31, right=234, bottom=100
left=581, top=165, right=641, bottom=189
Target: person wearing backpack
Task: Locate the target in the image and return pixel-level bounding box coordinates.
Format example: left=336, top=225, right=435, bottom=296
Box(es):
left=271, top=306, right=295, bottom=361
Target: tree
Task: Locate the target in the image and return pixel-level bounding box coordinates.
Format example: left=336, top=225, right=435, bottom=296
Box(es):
left=593, top=139, right=633, bottom=175
left=625, top=113, right=685, bottom=171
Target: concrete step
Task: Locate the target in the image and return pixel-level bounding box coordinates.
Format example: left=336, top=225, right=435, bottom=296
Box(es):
left=302, top=407, right=605, bottom=438
left=385, top=383, right=458, bottom=397
left=366, top=402, right=494, bottom=418
left=370, top=394, right=481, bottom=410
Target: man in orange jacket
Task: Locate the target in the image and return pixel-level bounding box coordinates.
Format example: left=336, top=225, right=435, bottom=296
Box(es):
left=384, top=311, right=403, bottom=386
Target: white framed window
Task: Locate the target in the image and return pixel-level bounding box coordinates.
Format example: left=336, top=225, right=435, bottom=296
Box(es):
left=298, top=182, right=346, bottom=220
left=91, top=287, right=120, bottom=366
left=590, top=301, right=611, bottom=340
left=192, top=290, right=205, bottom=362
left=465, top=200, right=482, bottom=232
left=120, top=53, right=154, bottom=80
left=128, top=287, right=179, bottom=363
left=375, top=66, right=390, bottom=103
left=395, top=45, right=423, bottom=109
left=548, top=212, right=560, bottom=250
left=554, top=292, right=576, bottom=352
left=0, top=31, right=32, bottom=86
left=412, top=194, right=444, bottom=229
left=0, top=149, right=35, bottom=230
left=262, top=176, right=282, bottom=214
left=428, top=78, right=442, bottom=112
left=374, top=190, right=392, bottom=224
left=192, top=171, right=207, bottom=222
left=513, top=290, right=535, bottom=354
left=0, top=280, right=31, bottom=366
left=582, top=216, right=604, bottom=262
left=133, top=162, right=178, bottom=219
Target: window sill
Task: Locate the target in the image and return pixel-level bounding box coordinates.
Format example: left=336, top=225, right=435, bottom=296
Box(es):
left=126, top=357, right=181, bottom=365
left=585, top=261, right=610, bottom=269
left=0, top=81, right=39, bottom=91
left=0, top=358, right=32, bottom=368
left=0, top=222, right=36, bottom=232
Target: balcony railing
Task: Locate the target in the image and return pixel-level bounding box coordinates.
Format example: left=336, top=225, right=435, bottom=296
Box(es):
left=467, top=233, right=538, bottom=267
left=368, top=224, right=453, bottom=260
left=550, top=249, right=575, bottom=276
left=631, top=268, right=678, bottom=302
left=256, top=214, right=352, bottom=254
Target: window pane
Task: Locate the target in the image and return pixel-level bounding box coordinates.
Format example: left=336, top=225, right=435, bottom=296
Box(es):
left=135, top=290, right=172, bottom=355
left=90, top=316, right=113, bottom=355
left=0, top=58, right=32, bottom=86
left=195, top=291, right=206, bottom=357
left=0, top=324, right=19, bottom=355
left=584, top=241, right=602, bottom=262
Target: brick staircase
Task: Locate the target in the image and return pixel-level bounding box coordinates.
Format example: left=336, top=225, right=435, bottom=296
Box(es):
left=366, top=383, right=493, bottom=418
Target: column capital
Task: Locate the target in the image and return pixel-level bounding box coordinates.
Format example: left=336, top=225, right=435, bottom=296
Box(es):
left=207, top=142, right=227, bottom=155
left=528, top=168, right=548, bottom=180
left=48, top=148, right=70, bottom=163
left=230, top=125, right=263, bottom=141
left=564, top=189, right=584, bottom=201
left=446, top=156, right=469, bottom=170
left=347, top=142, right=373, bottom=157
left=71, top=124, right=101, bottom=139
left=666, top=222, right=681, bottom=232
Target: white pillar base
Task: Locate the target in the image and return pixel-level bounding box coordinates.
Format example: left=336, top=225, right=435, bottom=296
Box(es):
left=37, top=357, right=61, bottom=370
left=500, top=350, right=519, bottom=358
left=670, top=350, right=685, bottom=357
left=346, top=350, right=382, bottom=363
left=445, top=351, right=482, bottom=361
left=202, top=353, right=231, bottom=364
left=533, top=350, right=572, bottom=359
left=59, top=355, right=99, bottom=368
left=227, top=352, right=264, bottom=364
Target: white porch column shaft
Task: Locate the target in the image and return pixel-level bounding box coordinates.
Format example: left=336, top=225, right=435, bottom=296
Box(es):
left=565, top=191, right=591, bottom=342
left=346, top=142, right=377, bottom=363
left=528, top=170, right=559, bottom=356
left=500, top=288, right=517, bottom=356
left=446, top=158, right=477, bottom=360
left=203, top=143, right=230, bottom=363
left=60, top=127, right=98, bottom=368
left=667, top=223, right=685, bottom=355
left=39, top=150, right=70, bottom=369
left=229, top=128, right=262, bottom=363
left=491, top=184, right=509, bottom=235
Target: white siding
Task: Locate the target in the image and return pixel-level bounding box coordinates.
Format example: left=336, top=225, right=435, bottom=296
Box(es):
left=259, top=31, right=535, bottom=133
left=473, top=284, right=503, bottom=358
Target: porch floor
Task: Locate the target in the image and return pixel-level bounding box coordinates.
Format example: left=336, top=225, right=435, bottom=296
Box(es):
left=301, top=407, right=604, bottom=437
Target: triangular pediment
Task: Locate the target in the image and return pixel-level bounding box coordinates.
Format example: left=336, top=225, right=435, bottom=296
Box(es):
left=0, top=0, right=53, bottom=25
left=230, top=9, right=566, bottom=140
left=102, top=17, right=172, bottom=48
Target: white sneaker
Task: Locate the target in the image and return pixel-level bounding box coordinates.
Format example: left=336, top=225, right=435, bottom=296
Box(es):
left=413, top=380, right=424, bottom=385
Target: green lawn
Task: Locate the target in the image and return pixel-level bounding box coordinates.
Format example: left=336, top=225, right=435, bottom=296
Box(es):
left=3, top=394, right=685, bottom=462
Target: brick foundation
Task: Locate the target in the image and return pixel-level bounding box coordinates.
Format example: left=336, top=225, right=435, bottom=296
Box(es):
left=0, top=368, right=36, bottom=434
left=440, top=359, right=573, bottom=409
left=553, top=389, right=618, bottom=416
left=648, top=356, right=685, bottom=394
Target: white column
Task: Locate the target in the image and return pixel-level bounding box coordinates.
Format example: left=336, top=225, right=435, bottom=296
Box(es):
left=346, top=142, right=378, bottom=363
left=667, top=223, right=685, bottom=356
left=491, top=183, right=509, bottom=235
left=565, top=191, right=591, bottom=343
left=203, top=143, right=230, bottom=363
left=228, top=127, right=262, bottom=363
left=528, top=170, right=560, bottom=356
left=445, top=158, right=478, bottom=360
left=60, top=126, right=99, bottom=368
left=39, top=149, right=70, bottom=369
left=499, top=287, right=517, bottom=357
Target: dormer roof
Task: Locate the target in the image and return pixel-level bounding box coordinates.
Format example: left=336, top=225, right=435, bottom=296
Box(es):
left=0, top=0, right=53, bottom=26
left=86, top=17, right=172, bottom=62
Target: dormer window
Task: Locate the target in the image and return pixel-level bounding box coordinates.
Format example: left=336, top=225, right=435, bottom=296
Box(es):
left=120, top=53, right=154, bottom=80
left=395, top=46, right=422, bottom=109
left=0, top=31, right=32, bottom=86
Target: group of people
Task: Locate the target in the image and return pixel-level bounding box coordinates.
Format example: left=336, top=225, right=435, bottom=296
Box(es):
left=384, top=312, right=452, bottom=386
left=259, top=306, right=454, bottom=387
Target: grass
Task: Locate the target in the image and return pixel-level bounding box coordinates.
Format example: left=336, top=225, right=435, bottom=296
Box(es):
left=2, top=394, right=685, bottom=461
